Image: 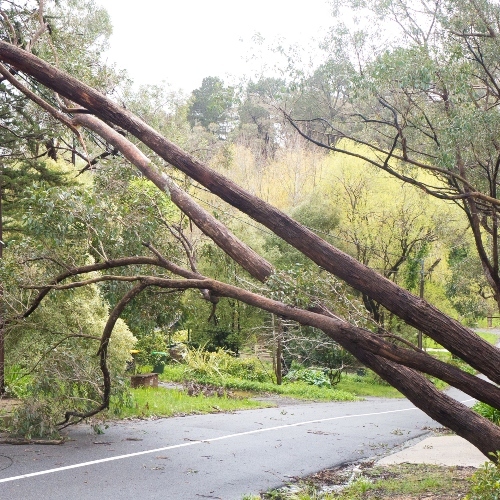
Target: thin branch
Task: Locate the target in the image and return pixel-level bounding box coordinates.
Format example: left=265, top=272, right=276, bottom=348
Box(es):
left=58, top=283, right=147, bottom=427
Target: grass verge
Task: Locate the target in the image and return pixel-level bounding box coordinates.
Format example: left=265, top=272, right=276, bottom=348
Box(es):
left=160, top=364, right=403, bottom=400
left=243, top=463, right=476, bottom=499
left=110, top=386, right=270, bottom=419
left=425, top=330, right=499, bottom=349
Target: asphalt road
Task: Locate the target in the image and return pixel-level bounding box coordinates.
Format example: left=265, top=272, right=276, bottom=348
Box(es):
left=0, top=392, right=470, bottom=500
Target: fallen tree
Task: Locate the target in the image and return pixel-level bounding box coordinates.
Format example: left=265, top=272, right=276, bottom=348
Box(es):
left=1, top=40, right=500, bottom=458
left=26, top=258, right=500, bottom=456
left=1, top=42, right=498, bottom=384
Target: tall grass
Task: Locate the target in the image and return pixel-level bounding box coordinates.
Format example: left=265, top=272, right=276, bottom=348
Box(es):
left=160, top=353, right=403, bottom=400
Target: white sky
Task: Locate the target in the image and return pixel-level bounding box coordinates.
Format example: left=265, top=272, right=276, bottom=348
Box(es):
left=98, top=0, right=333, bottom=93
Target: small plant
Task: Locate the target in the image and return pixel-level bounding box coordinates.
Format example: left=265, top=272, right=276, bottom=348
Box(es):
left=467, top=452, right=500, bottom=499
left=285, top=368, right=332, bottom=387
left=185, top=347, right=269, bottom=382
left=9, top=399, right=61, bottom=440
left=4, top=365, right=32, bottom=398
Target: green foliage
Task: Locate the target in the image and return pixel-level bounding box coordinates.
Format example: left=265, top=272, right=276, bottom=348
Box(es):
left=184, top=348, right=270, bottom=383
left=467, top=452, right=500, bottom=500
left=473, top=403, right=500, bottom=426
left=446, top=244, right=490, bottom=323
left=4, top=365, right=32, bottom=399
left=9, top=399, right=62, bottom=440
left=134, top=329, right=168, bottom=367
left=161, top=358, right=360, bottom=400
left=114, top=387, right=268, bottom=419
left=5, top=283, right=137, bottom=435
left=188, top=76, right=236, bottom=137
left=285, top=368, right=334, bottom=388
left=263, top=198, right=339, bottom=270
left=0, top=159, right=75, bottom=238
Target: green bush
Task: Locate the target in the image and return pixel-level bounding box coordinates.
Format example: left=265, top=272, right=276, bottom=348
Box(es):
left=285, top=368, right=332, bottom=387
left=9, top=399, right=62, bottom=440
left=467, top=452, right=500, bottom=500
left=134, top=330, right=168, bottom=367
left=185, top=347, right=269, bottom=382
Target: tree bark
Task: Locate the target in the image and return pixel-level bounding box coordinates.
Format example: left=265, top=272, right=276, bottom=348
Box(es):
left=3, top=43, right=500, bottom=457
left=43, top=271, right=500, bottom=413
left=72, top=114, right=273, bottom=282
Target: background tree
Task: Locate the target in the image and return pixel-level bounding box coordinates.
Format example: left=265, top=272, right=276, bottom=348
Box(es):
left=285, top=0, right=500, bottom=314
left=4, top=0, right=500, bottom=459
left=187, top=76, right=236, bottom=139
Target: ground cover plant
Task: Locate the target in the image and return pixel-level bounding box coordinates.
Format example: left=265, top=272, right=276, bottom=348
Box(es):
left=159, top=350, right=402, bottom=400
left=467, top=452, right=500, bottom=500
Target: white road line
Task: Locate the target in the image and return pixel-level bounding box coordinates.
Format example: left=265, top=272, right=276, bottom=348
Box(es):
left=0, top=398, right=476, bottom=484
left=0, top=406, right=418, bottom=484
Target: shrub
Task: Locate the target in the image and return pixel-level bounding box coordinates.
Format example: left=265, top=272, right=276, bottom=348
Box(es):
left=467, top=452, right=500, bottom=500
left=6, top=283, right=137, bottom=436
left=134, top=329, right=168, bottom=367
left=285, top=368, right=332, bottom=387
left=185, top=347, right=269, bottom=382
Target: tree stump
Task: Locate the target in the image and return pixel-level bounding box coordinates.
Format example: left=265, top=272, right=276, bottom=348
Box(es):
left=130, top=373, right=158, bottom=389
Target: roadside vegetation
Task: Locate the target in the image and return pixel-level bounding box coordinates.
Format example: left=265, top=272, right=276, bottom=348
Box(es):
left=242, top=463, right=477, bottom=499
left=243, top=458, right=500, bottom=499
left=4, top=328, right=499, bottom=438
left=2, top=7, right=500, bottom=495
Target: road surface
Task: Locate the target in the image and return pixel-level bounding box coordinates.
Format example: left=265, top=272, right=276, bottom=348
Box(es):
left=0, top=392, right=470, bottom=500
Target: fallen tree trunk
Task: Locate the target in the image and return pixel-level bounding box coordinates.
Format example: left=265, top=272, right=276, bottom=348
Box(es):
left=72, top=114, right=273, bottom=282
left=31, top=262, right=500, bottom=411
left=0, top=42, right=497, bottom=385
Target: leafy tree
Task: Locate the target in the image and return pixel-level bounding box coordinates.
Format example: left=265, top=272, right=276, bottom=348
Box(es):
left=237, top=77, right=287, bottom=159
left=446, top=243, right=491, bottom=323
left=5, top=7, right=500, bottom=459
left=286, top=0, right=500, bottom=313
left=187, top=76, right=236, bottom=138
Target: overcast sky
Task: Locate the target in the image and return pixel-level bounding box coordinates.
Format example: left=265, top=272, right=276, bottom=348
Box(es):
left=98, top=0, right=333, bottom=93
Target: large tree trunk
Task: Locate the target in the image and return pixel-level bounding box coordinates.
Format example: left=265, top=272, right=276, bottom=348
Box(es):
left=1, top=42, right=497, bottom=385
left=71, top=115, right=273, bottom=283
left=59, top=272, right=500, bottom=460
